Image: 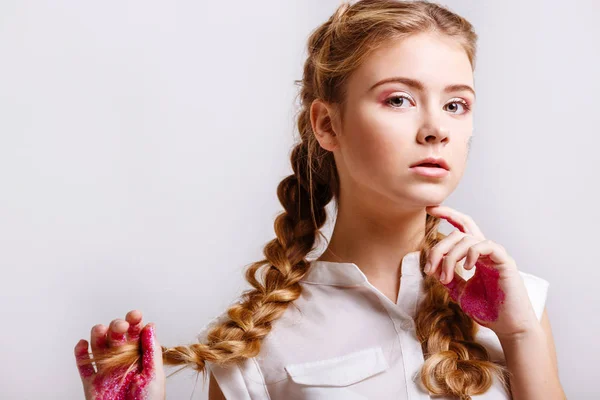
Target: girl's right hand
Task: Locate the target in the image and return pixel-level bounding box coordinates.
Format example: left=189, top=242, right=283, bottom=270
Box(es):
left=74, top=310, right=166, bottom=400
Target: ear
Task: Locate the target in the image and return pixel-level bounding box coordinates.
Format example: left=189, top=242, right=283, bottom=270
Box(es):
left=309, top=99, right=341, bottom=152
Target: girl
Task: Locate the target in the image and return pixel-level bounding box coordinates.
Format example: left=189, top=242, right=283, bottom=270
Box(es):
left=74, top=1, right=565, bottom=399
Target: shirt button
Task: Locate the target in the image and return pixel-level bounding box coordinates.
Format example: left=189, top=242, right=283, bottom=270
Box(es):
left=401, top=319, right=414, bottom=330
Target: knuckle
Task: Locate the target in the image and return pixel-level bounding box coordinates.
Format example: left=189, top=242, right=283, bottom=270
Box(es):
left=460, top=235, right=473, bottom=244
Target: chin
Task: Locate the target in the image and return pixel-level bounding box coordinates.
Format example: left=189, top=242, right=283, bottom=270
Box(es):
left=415, top=194, right=450, bottom=208
left=387, top=190, right=449, bottom=210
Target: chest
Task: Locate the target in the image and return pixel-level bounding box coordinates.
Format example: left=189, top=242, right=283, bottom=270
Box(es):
left=248, top=283, right=508, bottom=399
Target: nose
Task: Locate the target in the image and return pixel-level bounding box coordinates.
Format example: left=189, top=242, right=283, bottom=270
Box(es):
left=417, top=122, right=449, bottom=144
left=416, top=110, right=450, bottom=144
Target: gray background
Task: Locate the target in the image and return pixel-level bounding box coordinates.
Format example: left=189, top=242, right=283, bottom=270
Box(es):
left=0, top=0, right=597, bottom=398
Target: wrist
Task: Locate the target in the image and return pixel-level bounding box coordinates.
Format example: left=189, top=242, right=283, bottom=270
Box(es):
left=497, top=322, right=544, bottom=345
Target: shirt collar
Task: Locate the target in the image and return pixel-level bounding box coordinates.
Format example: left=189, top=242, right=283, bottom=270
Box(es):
left=301, top=250, right=422, bottom=286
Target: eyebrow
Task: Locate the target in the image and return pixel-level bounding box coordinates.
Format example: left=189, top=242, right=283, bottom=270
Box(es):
left=368, top=76, right=476, bottom=98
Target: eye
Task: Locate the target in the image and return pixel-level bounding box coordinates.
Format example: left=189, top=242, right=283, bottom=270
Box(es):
left=444, top=98, right=471, bottom=115
left=385, top=94, right=414, bottom=109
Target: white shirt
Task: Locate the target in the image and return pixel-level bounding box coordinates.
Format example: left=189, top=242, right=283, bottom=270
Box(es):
left=200, top=250, right=550, bottom=399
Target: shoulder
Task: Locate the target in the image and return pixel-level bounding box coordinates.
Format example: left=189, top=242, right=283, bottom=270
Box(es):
left=198, top=301, right=263, bottom=399
left=517, top=269, right=550, bottom=321
left=197, top=304, right=235, bottom=344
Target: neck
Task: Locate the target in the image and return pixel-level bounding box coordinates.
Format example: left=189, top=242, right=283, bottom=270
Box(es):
left=317, top=191, right=427, bottom=282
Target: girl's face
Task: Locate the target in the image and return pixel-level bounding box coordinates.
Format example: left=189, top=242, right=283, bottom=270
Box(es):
left=329, top=32, right=475, bottom=210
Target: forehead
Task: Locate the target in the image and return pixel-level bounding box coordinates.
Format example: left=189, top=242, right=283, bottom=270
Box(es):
left=349, top=32, right=474, bottom=94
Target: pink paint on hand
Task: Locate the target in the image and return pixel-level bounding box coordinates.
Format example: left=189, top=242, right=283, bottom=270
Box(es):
left=437, top=213, right=506, bottom=323
left=458, top=257, right=506, bottom=323
left=443, top=278, right=461, bottom=303
left=92, top=367, right=138, bottom=400
left=91, top=324, right=156, bottom=400
left=110, top=330, right=127, bottom=344
left=128, top=322, right=142, bottom=341
left=75, top=340, right=95, bottom=379
left=129, top=323, right=156, bottom=399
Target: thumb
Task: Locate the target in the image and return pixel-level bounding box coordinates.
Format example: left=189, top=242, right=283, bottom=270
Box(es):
left=140, top=323, right=164, bottom=378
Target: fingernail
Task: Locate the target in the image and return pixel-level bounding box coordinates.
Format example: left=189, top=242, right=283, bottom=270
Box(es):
left=440, top=271, right=446, bottom=282
left=424, top=262, right=431, bottom=273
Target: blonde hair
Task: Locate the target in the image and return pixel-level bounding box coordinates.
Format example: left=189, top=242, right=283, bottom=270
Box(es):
left=81, top=1, right=512, bottom=398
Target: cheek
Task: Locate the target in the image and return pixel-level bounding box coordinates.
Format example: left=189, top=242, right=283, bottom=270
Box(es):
left=344, top=122, right=405, bottom=181
left=442, top=139, right=471, bottom=191
left=343, top=105, right=414, bottom=167
left=451, top=136, right=471, bottom=168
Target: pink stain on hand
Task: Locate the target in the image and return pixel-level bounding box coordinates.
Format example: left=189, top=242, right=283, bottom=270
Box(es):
left=437, top=213, right=506, bottom=323
left=91, top=324, right=156, bottom=400
left=455, top=257, right=506, bottom=322
left=443, top=277, right=461, bottom=303
left=75, top=340, right=95, bottom=379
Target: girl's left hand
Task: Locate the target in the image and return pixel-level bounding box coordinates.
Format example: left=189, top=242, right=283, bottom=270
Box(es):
left=74, top=311, right=166, bottom=400
left=424, top=205, right=540, bottom=341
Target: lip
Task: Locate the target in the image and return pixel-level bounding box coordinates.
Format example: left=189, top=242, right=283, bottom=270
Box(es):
left=409, top=156, right=450, bottom=171
left=410, top=165, right=449, bottom=178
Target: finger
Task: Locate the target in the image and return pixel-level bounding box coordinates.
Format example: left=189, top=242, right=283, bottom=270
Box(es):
left=426, top=205, right=485, bottom=240
left=439, top=235, right=480, bottom=285
left=465, top=240, right=512, bottom=270
left=107, top=319, right=129, bottom=348
left=74, top=339, right=95, bottom=380
left=126, top=310, right=143, bottom=341
left=90, top=324, right=108, bottom=359
left=425, top=230, right=466, bottom=279
left=442, top=271, right=467, bottom=303
left=140, top=323, right=164, bottom=378
left=426, top=205, right=469, bottom=233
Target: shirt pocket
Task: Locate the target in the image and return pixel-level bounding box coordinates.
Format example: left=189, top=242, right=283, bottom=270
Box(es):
left=283, top=346, right=389, bottom=400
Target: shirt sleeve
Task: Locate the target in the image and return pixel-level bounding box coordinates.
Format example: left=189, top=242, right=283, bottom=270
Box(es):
left=518, top=270, right=550, bottom=321
left=206, top=361, right=252, bottom=400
